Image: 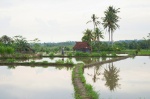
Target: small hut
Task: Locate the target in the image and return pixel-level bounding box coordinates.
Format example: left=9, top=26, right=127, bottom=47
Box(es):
left=73, top=42, right=91, bottom=52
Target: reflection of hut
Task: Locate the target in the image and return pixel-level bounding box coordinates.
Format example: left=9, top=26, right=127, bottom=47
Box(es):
left=73, top=42, right=91, bottom=52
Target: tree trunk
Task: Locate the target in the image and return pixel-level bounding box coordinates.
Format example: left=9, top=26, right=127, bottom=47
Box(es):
left=111, top=32, right=113, bottom=46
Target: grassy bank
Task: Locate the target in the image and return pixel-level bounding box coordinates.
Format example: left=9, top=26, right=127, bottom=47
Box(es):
left=72, top=64, right=99, bottom=99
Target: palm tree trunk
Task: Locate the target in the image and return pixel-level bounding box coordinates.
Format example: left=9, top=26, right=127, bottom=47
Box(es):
left=111, top=32, right=113, bottom=46
left=109, top=31, right=111, bottom=45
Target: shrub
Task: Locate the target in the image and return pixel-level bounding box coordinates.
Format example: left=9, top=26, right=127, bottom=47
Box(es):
left=111, top=53, right=117, bottom=57
left=65, top=59, right=74, bottom=65
left=91, top=53, right=100, bottom=57
left=42, top=60, right=48, bottom=64
left=67, top=52, right=72, bottom=57
left=74, top=52, right=90, bottom=57
left=6, top=59, right=16, bottom=63
left=55, top=59, right=64, bottom=64
left=30, top=60, right=35, bottom=63
left=6, top=47, right=14, bottom=54
left=49, top=52, right=54, bottom=57
left=100, top=52, right=107, bottom=56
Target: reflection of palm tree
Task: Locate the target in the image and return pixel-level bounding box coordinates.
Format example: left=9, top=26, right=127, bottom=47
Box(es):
left=103, top=63, right=120, bottom=91
left=87, top=65, right=101, bottom=83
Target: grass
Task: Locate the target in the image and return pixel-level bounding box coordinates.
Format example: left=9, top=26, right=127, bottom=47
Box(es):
left=137, top=50, right=150, bottom=55
left=72, top=64, right=99, bottom=99
left=65, top=59, right=74, bottom=65
left=6, top=59, right=16, bottom=63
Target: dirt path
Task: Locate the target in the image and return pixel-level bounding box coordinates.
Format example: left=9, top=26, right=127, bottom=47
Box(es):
left=72, top=65, right=91, bottom=99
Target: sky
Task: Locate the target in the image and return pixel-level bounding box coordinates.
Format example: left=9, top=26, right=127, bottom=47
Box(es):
left=0, top=0, right=150, bottom=43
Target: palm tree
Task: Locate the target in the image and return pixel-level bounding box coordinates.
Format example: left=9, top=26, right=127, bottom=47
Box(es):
left=82, top=29, right=94, bottom=45
left=87, top=14, right=100, bottom=31
left=94, top=28, right=104, bottom=42
left=93, top=28, right=104, bottom=52
left=102, top=6, right=120, bottom=45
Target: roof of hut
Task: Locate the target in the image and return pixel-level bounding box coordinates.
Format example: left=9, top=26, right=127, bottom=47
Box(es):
left=73, top=42, right=91, bottom=50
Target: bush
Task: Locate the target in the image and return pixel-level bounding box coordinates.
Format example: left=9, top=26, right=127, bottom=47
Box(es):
left=100, top=52, right=107, bottom=56
left=74, top=52, right=90, bottom=57
left=67, top=52, right=72, bottom=57
left=111, top=53, right=117, bottom=57
left=6, top=59, right=16, bottom=63
left=65, top=59, right=74, bottom=65
left=30, top=60, right=35, bottom=63
left=91, top=53, right=100, bottom=57
left=42, top=60, right=48, bottom=64
left=6, top=47, right=14, bottom=54
left=49, top=52, right=54, bottom=57
left=55, top=59, right=64, bottom=64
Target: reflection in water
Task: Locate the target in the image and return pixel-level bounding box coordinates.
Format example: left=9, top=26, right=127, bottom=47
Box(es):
left=55, top=66, right=73, bottom=71
left=75, top=57, right=105, bottom=64
left=84, top=56, right=150, bottom=99
left=102, top=57, right=107, bottom=61
left=103, top=63, right=120, bottom=91
left=7, top=65, right=16, bottom=69
left=75, top=57, right=93, bottom=64
left=0, top=66, right=73, bottom=99
left=87, top=65, right=102, bottom=83
left=7, top=65, right=73, bottom=71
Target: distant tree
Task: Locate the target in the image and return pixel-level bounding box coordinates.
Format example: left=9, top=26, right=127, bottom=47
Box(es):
left=102, top=6, right=120, bottom=45
left=0, top=35, right=13, bottom=46
left=30, top=38, right=40, bottom=52
left=13, top=35, right=33, bottom=53
left=82, top=29, right=94, bottom=45
left=143, top=33, right=150, bottom=50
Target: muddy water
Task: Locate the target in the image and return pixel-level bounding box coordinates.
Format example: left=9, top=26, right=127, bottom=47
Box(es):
left=84, top=56, right=150, bottom=99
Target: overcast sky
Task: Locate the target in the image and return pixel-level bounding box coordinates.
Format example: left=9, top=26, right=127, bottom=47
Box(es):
left=0, top=0, right=150, bottom=42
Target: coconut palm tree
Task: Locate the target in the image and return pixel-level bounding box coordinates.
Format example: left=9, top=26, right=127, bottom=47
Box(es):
left=87, top=14, right=100, bottom=31
left=102, top=6, right=120, bottom=45
left=94, top=28, right=104, bottom=42
left=93, top=28, right=104, bottom=52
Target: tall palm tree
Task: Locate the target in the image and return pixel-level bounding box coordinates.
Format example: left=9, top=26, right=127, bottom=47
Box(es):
left=102, top=6, right=120, bottom=45
left=87, top=14, right=100, bottom=31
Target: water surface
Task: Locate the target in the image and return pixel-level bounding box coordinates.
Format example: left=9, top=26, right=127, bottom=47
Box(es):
left=84, top=56, right=150, bottom=99
left=0, top=66, right=74, bottom=99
